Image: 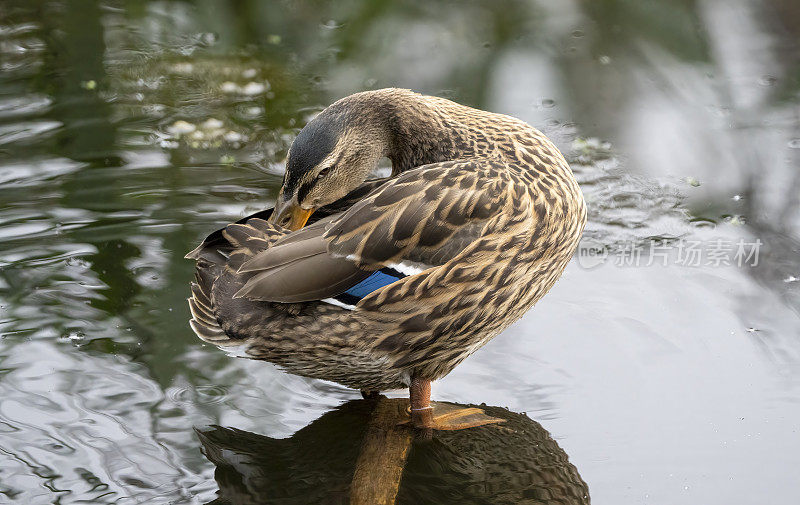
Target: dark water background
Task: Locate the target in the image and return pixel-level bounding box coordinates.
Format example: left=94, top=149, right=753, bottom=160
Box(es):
left=1, top=1, right=799, bottom=503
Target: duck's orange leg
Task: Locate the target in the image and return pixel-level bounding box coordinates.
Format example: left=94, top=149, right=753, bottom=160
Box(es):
left=408, top=377, right=504, bottom=431
left=409, top=377, right=434, bottom=428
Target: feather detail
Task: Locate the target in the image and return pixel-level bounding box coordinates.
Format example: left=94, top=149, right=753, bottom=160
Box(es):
left=184, top=88, right=587, bottom=392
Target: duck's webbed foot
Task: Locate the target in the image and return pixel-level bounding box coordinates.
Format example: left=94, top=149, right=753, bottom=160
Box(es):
left=417, top=402, right=505, bottom=430
left=405, top=377, right=504, bottom=431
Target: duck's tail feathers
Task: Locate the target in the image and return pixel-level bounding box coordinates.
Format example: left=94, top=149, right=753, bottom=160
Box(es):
left=188, top=266, right=235, bottom=347
left=187, top=215, right=292, bottom=349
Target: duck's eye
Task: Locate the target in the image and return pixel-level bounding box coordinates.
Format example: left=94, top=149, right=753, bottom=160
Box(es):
left=317, top=166, right=331, bottom=179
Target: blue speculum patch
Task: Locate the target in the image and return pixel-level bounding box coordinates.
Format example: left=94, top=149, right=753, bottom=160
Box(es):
left=333, top=267, right=406, bottom=306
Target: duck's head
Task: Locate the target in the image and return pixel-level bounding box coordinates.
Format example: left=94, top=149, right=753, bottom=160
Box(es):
left=270, top=102, right=390, bottom=230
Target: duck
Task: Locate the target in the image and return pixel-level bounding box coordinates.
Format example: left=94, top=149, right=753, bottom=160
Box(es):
left=186, top=88, right=586, bottom=430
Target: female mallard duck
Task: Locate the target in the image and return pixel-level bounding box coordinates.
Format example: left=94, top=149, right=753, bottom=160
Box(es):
left=186, top=88, right=586, bottom=430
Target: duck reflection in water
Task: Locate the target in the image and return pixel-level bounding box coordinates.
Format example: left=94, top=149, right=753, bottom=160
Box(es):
left=196, top=398, right=589, bottom=505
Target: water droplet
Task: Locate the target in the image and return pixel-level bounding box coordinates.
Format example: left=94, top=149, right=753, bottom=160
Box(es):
left=599, top=55, right=611, bottom=65
left=728, top=215, right=745, bottom=226
left=689, top=218, right=716, bottom=229
left=788, top=138, right=800, bottom=149
left=168, top=385, right=228, bottom=405
left=571, top=29, right=584, bottom=38
left=757, top=75, right=776, bottom=86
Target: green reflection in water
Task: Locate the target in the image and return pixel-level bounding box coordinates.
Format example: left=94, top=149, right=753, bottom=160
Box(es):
left=0, top=0, right=799, bottom=504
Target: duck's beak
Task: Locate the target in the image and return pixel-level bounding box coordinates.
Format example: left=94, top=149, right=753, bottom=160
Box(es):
left=270, top=197, right=315, bottom=231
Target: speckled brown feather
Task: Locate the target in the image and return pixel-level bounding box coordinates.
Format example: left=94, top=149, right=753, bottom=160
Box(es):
left=187, top=88, right=586, bottom=391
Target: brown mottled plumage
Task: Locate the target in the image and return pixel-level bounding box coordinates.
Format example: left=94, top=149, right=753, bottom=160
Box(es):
left=187, top=88, right=586, bottom=404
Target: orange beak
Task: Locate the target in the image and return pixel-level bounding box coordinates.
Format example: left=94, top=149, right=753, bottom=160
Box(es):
left=271, top=199, right=315, bottom=231
left=285, top=206, right=314, bottom=231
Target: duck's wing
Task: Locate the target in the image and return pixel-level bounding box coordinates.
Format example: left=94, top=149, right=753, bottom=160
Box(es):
left=232, top=216, right=373, bottom=302
left=324, top=160, right=517, bottom=270
left=234, top=159, right=518, bottom=304
left=184, top=178, right=388, bottom=264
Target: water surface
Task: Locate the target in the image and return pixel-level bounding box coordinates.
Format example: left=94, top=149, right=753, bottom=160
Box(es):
left=1, top=1, right=799, bottom=504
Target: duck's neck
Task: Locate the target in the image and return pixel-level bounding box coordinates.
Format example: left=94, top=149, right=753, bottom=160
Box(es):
left=385, top=107, right=464, bottom=173
left=358, top=90, right=472, bottom=174
left=349, top=89, right=560, bottom=180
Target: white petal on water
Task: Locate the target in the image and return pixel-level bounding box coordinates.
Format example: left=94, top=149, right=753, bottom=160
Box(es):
left=167, top=120, right=195, bottom=136
left=241, top=82, right=266, bottom=95
left=200, top=118, right=224, bottom=130
left=223, top=131, right=244, bottom=143
left=220, top=81, right=239, bottom=93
